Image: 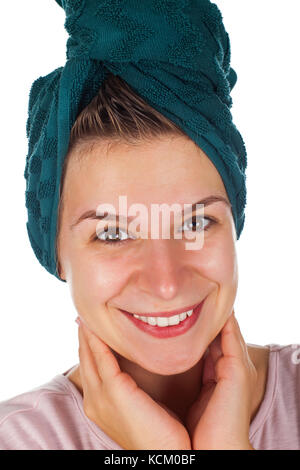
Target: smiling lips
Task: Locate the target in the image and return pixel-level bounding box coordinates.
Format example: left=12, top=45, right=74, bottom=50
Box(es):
left=120, top=299, right=206, bottom=338
left=120, top=301, right=203, bottom=318
left=131, top=309, right=193, bottom=327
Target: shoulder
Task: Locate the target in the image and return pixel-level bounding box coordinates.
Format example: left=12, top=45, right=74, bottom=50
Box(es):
left=267, top=343, right=300, bottom=384
left=0, top=375, right=77, bottom=450
left=248, top=343, right=300, bottom=449
left=246, top=343, right=270, bottom=374
left=247, top=342, right=300, bottom=382
left=247, top=342, right=300, bottom=369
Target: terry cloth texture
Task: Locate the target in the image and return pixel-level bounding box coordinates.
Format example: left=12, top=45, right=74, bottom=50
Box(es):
left=24, top=0, right=248, bottom=282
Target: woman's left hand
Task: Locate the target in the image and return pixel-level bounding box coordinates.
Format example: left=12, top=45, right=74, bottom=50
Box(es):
left=185, top=310, right=257, bottom=450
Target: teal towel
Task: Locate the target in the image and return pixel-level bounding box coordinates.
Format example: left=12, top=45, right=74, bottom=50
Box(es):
left=24, top=0, right=247, bottom=282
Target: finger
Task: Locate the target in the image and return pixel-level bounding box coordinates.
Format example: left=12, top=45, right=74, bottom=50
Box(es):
left=209, top=332, right=223, bottom=366
left=78, top=324, right=103, bottom=395
left=231, top=312, right=250, bottom=360
left=80, top=321, right=122, bottom=383
left=227, top=312, right=258, bottom=381
left=220, top=311, right=248, bottom=363
left=201, top=347, right=217, bottom=386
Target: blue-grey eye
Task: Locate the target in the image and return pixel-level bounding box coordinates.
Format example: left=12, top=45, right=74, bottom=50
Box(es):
left=179, top=215, right=215, bottom=234
left=94, top=226, right=137, bottom=245
left=93, top=215, right=216, bottom=247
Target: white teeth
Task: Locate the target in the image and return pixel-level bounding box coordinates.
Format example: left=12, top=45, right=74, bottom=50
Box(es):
left=156, top=317, right=169, bottom=327
left=132, top=309, right=194, bottom=327
left=168, top=314, right=180, bottom=326
left=179, top=312, right=187, bottom=321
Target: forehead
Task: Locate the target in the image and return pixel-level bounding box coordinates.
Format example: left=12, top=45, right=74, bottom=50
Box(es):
left=62, top=136, right=228, bottom=213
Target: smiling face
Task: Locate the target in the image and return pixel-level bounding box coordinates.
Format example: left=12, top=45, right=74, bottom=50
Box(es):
left=57, top=134, right=238, bottom=375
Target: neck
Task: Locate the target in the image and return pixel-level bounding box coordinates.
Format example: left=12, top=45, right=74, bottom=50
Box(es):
left=114, top=352, right=206, bottom=423
left=69, top=351, right=205, bottom=424
left=66, top=345, right=269, bottom=426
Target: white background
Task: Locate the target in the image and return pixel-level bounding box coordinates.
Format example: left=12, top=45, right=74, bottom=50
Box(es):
left=0, top=0, right=299, bottom=401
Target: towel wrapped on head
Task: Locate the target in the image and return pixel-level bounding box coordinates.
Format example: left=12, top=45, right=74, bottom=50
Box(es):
left=24, top=0, right=247, bottom=282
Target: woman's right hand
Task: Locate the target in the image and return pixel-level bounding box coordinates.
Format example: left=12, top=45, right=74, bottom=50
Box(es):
left=76, top=318, right=191, bottom=450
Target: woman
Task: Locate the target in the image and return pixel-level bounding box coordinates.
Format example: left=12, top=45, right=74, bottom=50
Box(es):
left=0, top=0, right=299, bottom=450
left=57, top=73, right=268, bottom=450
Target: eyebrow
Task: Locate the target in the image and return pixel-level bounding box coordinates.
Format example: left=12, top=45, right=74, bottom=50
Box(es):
left=70, top=195, right=231, bottom=230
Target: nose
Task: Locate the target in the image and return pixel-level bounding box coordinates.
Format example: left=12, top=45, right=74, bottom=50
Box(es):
left=133, top=238, right=192, bottom=302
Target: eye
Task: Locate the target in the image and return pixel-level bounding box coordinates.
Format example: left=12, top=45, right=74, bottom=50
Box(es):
left=92, top=215, right=217, bottom=247
left=92, top=226, right=136, bottom=246
left=179, top=215, right=216, bottom=235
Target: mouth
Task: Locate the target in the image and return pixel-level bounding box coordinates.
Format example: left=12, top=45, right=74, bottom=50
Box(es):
left=120, top=301, right=202, bottom=319
left=119, top=298, right=206, bottom=339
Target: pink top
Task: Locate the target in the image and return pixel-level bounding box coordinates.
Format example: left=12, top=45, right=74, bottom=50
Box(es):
left=0, top=343, right=299, bottom=450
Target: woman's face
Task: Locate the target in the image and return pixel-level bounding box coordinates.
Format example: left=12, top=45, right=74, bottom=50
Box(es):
left=58, top=135, right=238, bottom=375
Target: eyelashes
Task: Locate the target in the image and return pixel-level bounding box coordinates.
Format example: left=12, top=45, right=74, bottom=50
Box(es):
left=91, top=215, right=217, bottom=247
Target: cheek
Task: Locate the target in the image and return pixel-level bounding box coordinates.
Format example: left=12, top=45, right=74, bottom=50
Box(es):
left=192, top=229, right=238, bottom=286
left=214, top=235, right=237, bottom=284
left=69, top=248, right=128, bottom=307
left=192, top=230, right=238, bottom=331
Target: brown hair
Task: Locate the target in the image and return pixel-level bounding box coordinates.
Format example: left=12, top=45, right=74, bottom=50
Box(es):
left=55, top=72, right=186, bottom=280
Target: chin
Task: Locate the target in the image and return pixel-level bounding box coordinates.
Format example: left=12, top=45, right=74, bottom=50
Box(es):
left=138, top=355, right=200, bottom=376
